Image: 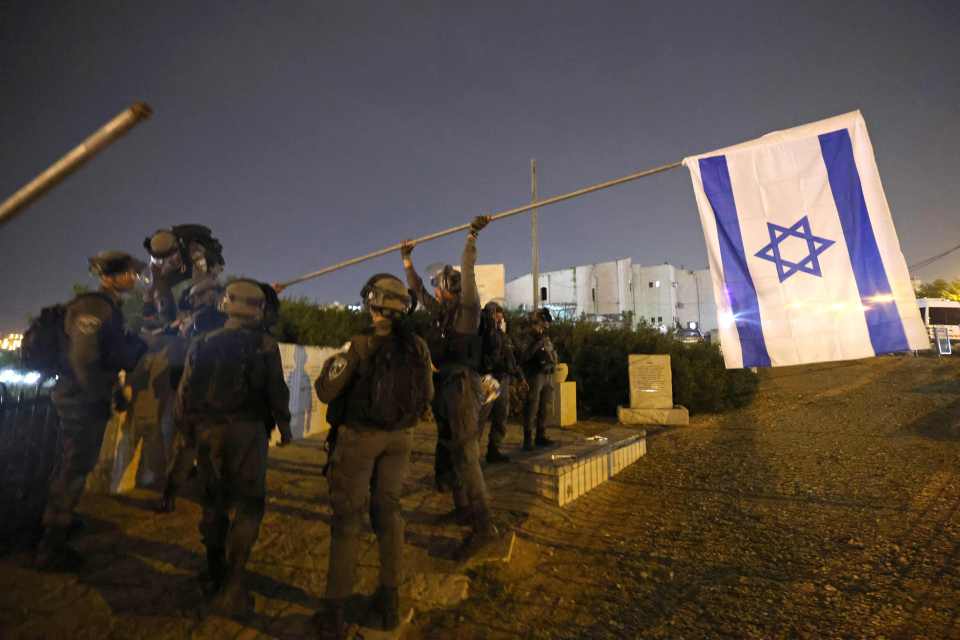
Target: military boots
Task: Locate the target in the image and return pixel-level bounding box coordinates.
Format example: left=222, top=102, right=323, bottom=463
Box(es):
left=313, top=598, right=348, bottom=640
left=364, top=586, right=401, bottom=630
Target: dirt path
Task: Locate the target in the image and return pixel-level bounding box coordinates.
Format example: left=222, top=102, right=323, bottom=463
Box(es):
left=414, top=356, right=960, bottom=639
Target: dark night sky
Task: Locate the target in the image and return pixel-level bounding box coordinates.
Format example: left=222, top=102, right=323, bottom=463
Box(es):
left=1, top=1, right=958, bottom=333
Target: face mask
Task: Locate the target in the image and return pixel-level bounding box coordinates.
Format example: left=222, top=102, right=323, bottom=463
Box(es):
left=373, top=316, right=393, bottom=336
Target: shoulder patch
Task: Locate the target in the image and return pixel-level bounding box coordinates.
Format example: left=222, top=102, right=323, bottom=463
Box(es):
left=328, top=354, right=349, bottom=380
left=75, top=314, right=102, bottom=335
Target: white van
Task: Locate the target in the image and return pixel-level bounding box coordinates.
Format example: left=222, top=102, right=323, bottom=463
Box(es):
left=917, top=298, right=960, bottom=341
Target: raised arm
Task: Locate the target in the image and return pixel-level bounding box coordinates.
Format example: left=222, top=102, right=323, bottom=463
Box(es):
left=400, top=240, right=441, bottom=316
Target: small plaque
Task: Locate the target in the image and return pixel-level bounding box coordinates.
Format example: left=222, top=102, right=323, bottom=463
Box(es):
left=628, top=354, right=673, bottom=409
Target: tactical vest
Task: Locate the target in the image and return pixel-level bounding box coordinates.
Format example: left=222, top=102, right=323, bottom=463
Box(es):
left=429, top=305, right=482, bottom=371
left=184, top=328, right=264, bottom=417
left=342, top=333, right=429, bottom=430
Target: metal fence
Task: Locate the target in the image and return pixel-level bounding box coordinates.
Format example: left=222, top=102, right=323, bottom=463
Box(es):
left=0, top=379, right=60, bottom=550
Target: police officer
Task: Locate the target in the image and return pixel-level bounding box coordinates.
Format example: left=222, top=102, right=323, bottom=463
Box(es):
left=313, top=274, right=433, bottom=638
left=35, top=251, right=148, bottom=570
left=157, top=278, right=228, bottom=513
left=478, top=301, right=523, bottom=463
left=142, top=225, right=224, bottom=328
left=175, top=279, right=292, bottom=617
left=401, top=216, right=500, bottom=558
left=521, top=308, right=558, bottom=451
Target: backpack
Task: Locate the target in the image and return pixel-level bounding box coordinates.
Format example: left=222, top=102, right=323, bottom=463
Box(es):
left=185, top=329, right=261, bottom=415
left=348, top=333, right=430, bottom=430
left=20, top=305, right=67, bottom=376
left=21, top=292, right=116, bottom=376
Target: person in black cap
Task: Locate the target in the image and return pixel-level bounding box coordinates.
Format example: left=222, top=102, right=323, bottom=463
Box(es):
left=34, top=251, right=148, bottom=570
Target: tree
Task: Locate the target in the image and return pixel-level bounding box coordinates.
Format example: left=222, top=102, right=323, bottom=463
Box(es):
left=915, top=279, right=960, bottom=301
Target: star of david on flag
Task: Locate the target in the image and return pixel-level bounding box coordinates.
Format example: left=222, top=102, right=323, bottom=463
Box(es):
left=754, top=216, right=835, bottom=282
left=682, top=111, right=928, bottom=369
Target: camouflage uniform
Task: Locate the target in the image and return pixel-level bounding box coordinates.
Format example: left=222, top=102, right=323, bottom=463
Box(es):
left=521, top=323, right=558, bottom=449
left=404, top=226, right=499, bottom=546
left=175, top=283, right=291, bottom=616
left=37, top=274, right=147, bottom=569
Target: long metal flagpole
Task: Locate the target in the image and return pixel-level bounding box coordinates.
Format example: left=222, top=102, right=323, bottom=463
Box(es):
left=278, top=158, right=683, bottom=289
left=531, top=158, right=540, bottom=311
left=0, top=102, right=153, bottom=228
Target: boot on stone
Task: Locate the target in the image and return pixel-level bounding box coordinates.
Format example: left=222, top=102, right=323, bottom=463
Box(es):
left=313, top=598, right=349, bottom=640
left=522, top=432, right=534, bottom=451
left=363, top=586, right=400, bottom=630
left=210, top=566, right=254, bottom=618
left=534, top=431, right=555, bottom=447
left=34, top=526, right=84, bottom=572
left=199, top=546, right=226, bottom=597
left=456, top=511, right=500, bottom=561
left=485, top=445, right=510, bottom=464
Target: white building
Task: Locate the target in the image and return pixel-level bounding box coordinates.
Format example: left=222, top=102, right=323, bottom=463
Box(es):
left=505, top=259, right=717, bottom=333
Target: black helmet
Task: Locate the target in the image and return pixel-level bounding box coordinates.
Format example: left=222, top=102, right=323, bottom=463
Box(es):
left=88, top=251, right=146, bottom=277
left=143, top=229, right=179, bottom=259
left=219, top=279, right=265, bottom=320
left=361, top=273, right=414, bottom=318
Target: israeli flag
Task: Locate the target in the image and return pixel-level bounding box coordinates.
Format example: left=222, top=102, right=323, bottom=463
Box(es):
left=684, top=111, right=928, bottom=369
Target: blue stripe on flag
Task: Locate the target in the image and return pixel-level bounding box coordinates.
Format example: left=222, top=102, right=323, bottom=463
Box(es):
left=818, top=129, right=909, bottom=355
left=699, top=155, right=771, bottom=368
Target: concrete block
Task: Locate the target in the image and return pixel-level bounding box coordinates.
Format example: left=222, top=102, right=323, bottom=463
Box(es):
left=547, top=381, right=577, bottom=427
left=618, top=405, right=689, bottom=426
left=520, top=427, right=646, bottom=507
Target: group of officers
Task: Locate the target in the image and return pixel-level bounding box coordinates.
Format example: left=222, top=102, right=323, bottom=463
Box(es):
left=32, top=216, right=560, bottom=638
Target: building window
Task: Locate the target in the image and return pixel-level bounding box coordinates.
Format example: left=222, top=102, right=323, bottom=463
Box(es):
left=650, top=317, right=655, bottom=323
left=672, top=281, right=678, bottom=288
left=540, top=286, right=547, bottom=302
left=657, top=316, right=662, bottom=323
left=648, top=282, right=653, bottom=288
left=591, top=288, right=596, bottom=302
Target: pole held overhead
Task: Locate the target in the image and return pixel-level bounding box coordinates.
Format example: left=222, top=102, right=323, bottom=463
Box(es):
left=279, top=158, right=682, bottom=288
left=0, top=102, right=153, bottom=228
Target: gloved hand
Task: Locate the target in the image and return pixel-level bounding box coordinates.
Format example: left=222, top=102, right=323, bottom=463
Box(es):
left=272, top=282, right=287, bottom=295
left=400, top=239, right=416, bottom=260
left=470, top=215, right=491, bottom=235
left=278, top=424, right=293, bottom=446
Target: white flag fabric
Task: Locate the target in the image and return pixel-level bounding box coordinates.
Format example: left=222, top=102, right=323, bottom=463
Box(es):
left=683, top=111, right=928, bottom=369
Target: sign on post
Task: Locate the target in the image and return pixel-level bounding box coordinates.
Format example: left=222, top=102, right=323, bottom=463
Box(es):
left=935, top=327, right=952, bottom=356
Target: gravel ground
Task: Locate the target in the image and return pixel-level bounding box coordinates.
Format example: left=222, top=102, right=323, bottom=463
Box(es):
left=412, top=355, right=960, bottom=640
left=2, top=355, right=958, bottom=639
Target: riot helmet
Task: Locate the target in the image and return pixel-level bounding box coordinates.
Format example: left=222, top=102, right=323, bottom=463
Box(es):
left=219, top=279, right=266, bottom=321
left=88, top=251, right=146, bottom=278
left=145, top=229, right=178, bottom=259
left=426, top=263, right=461, bottom=295
left=360, top=273, right=413, bottom=319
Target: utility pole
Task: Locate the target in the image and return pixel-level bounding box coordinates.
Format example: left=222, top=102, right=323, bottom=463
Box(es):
left=531, top=158, right=540, bottom=311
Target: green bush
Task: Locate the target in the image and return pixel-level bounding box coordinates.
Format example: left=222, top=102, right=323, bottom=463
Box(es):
left=273, top=298, right=370, bottom=347
left=277, top=299, right=758, bottom=417
left=511, top=320, right=758, bottom=417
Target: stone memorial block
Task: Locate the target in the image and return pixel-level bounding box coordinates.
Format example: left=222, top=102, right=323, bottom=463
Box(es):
left=628, top=354, right=673, bottom=409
